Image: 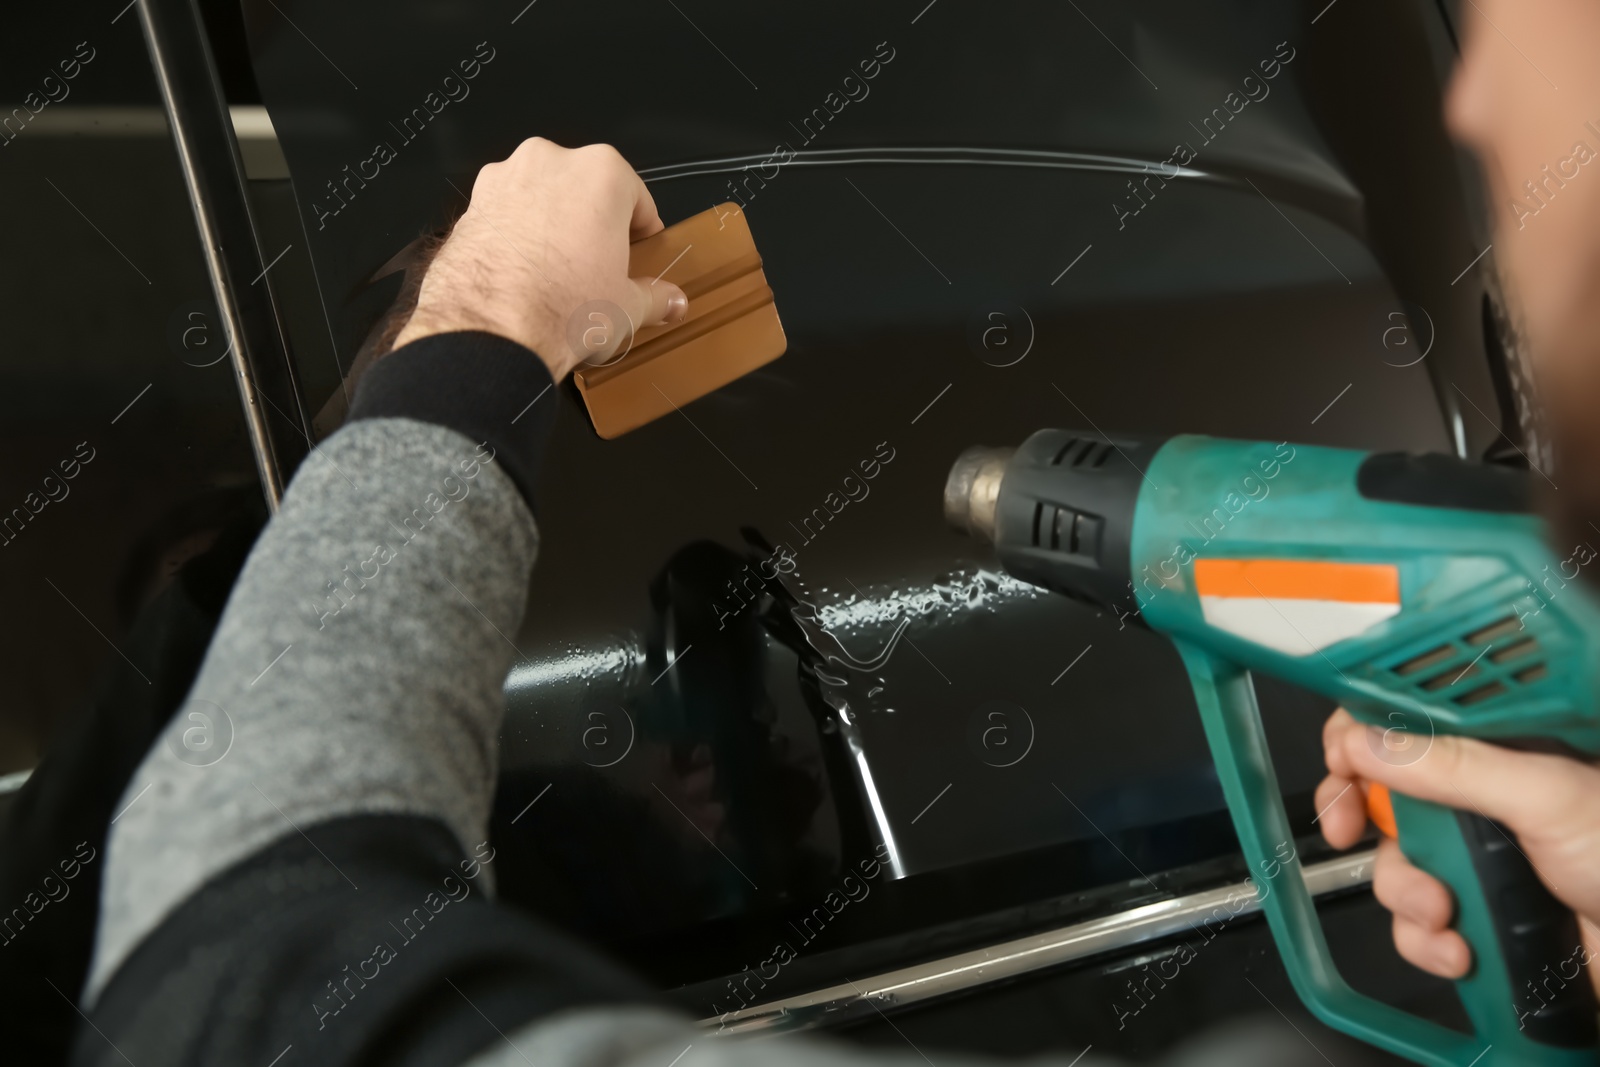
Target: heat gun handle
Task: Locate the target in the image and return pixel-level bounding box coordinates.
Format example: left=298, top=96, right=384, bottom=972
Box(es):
left=1175, top=645, right=1598, bottom=1067
left=1388, top=790, right=1599, bottom=1049
left=1456, top=811, right=1598, bottom=1044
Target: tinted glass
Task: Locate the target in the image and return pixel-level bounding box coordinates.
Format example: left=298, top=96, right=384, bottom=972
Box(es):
left=241, top=0, right=1488, bottom=993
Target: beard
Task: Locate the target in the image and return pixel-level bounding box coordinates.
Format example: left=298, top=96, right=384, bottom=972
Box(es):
left=1541, top=388, right=1600, bottom=582
left=1497, top=280, right=1600, bottom=585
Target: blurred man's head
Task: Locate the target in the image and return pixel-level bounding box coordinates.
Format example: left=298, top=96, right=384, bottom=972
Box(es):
left=1446, top=0, right=1600, bottom=543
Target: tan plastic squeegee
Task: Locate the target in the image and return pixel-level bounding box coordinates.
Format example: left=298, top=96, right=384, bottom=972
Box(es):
left=573, top=203, right=786, bottom=439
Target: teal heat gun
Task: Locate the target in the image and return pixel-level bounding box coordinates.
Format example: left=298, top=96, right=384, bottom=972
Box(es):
left=943, top=430, right=1600, bottom=1066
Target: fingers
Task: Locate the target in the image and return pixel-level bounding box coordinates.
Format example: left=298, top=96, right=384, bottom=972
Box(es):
left=415, top=136, right=680, bottom=375
left=1329, top=768, right=1474, bottom=981
left=1372, top=837, right=1454, bottom=929
left=1317, top=708, right=1369, bottom=849
left=1392, top=914, right=1472, bottom=978
left=627, top=276, right=689, bottom=329
left=495, top=137, right=659, bottom=237
left=575, top=279, right=688, bottom=369
left=1314, top=772, right=1369, bottom=849
left=1373, top=838, right=1471, bottom=978
left=568, top=141, right=660, bottom=239
left=1330, top=714, right=1600, bottom=841
left=627, top=169, right=664, bottom=240
left=1321, top=707, right=1359, bottom=779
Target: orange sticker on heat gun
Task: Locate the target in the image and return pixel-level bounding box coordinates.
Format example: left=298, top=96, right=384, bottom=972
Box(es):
left=1192, top=559, right=1400, bottom=657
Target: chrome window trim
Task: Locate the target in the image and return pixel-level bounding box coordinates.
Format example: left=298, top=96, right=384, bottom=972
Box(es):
left=702, top=850, right=1377, bottom=1035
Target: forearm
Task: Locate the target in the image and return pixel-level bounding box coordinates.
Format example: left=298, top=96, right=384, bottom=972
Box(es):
left=86, top=331, right=556, bottom=1002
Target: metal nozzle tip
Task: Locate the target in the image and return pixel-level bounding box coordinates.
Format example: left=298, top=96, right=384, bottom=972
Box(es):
left=944, top=446, right=1014, bottom=544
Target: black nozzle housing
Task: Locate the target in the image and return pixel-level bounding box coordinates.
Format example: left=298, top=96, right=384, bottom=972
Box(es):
left=989, top=428, right=1169, bottom=618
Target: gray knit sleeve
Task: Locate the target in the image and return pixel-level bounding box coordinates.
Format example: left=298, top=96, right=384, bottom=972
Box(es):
left=84, top=415, right=538, bottom=1003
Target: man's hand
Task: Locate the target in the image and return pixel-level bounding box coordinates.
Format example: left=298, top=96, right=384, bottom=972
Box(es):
left=1318, top=708, right=1600, bottom=990
left=391, top=138, right=689, bottom=381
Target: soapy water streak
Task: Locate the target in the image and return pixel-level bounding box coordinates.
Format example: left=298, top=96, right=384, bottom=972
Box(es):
left=505, top=639, right=642, bottom=692
left=797, top=605, right=911, bottom=677
left=499, top=570, right=1037, bottom=695
left=794, top=570, right=1042, bottom=682
left=815, top=570, right=1041, bottom=633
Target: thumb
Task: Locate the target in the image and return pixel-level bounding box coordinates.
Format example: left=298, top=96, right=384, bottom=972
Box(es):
left=626, top=277, right=689, bottom=331
left=1338, top=720, right=1600, bottom=842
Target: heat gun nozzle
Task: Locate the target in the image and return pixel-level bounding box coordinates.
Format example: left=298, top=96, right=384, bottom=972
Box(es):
left=944, top=446, right=1015, bottom=545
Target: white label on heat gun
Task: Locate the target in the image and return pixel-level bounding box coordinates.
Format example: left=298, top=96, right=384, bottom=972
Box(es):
left=1198, top=596, right=1400, bottom=656
left=1192, top=559, right=1402, bottom=656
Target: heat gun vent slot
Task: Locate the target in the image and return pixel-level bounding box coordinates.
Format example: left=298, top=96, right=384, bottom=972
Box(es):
left=1395, top=645, right=1454, bottom=676
left=1048, top=438, right=1112, bottom=469
left=1466, top=616, right=1522, bottom=645
left=1455, top=681, right=1508, bottom=706
left=1033, top=503, right=1105, bottom=560
left=1387, top=625, right=1548, bottom=712
left=1422, top=665, right=1477, bottom=691
left=1490, top=639, right=1537, bottom=664
left=1050, top=439, right=1086, bottom=466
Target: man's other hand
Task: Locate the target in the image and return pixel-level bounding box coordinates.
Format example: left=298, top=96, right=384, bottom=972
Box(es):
left=1318, top=708, right=1600, bottom=991
left=392, top=138, right=689, bottom=380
